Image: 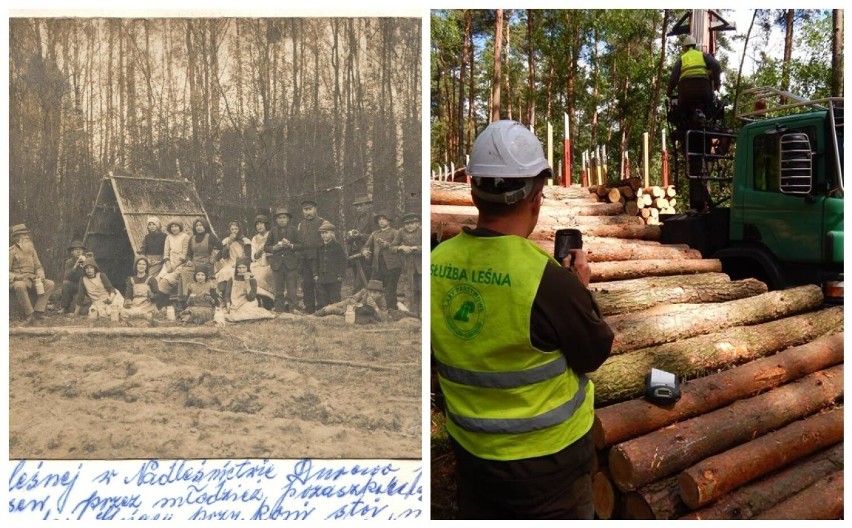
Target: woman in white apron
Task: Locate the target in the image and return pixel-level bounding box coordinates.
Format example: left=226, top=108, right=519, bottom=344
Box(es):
left=222, top=257, right=275, bottom=322
left=250, top=215, right=276, bottom=309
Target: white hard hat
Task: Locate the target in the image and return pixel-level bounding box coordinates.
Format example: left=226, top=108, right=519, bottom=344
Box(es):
left=467, top=120, right=550, bottom=179
left=682, top=35, right=697, bottom=47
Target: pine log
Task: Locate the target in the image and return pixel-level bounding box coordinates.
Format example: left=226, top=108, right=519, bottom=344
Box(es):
left=594, top=277, right=767, bottom=316
left=641, top=194, right=653, bottom=206
left=654, top=198, right=669, bottom=209
left=607, top=188, right=622, bottom=203
left=10, top=326, right=220, bottom=337
left=593, top=470, right=622, bottom=520
left=593, top=333, right=844, bottom=449
left=432, top=207, right=657, bottom=241
left=623, top=476, right=688, bottom=520
left=665, top=186, right=677, bottom=198
left=430, top=182, right=594, bottom=207
left=608, top=365, right=844, bottom=492
left=679, top=405, right=844, bottom=508
left=605, top=303, right=701, bottom=325
left=624, top=200, right=639, bottom=216
left=528, top=237, right=699, bottom=263
left=753, top=470, right=844, bottom=520
left=649, top=208, right=659, bottom=219
left=591, top=306, right=843, bottom=404
left=607, top=285, right=823, bottom=354
left=591, top=272, right=731, bottom=292
left=590, top=258, right=722, bottom=282
left=680, top=442, right=844, bottom=520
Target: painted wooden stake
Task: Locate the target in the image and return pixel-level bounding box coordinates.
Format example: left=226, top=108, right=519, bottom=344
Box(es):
left=643, top=132, right=650, bottom=188
left=596, top=146, right=603, bottom=186
left=602, top=145, right=608, bottom=182
left=624, top=151, right=630, bottom=179
left=547, top=121, right=554, bottom=175
left=564, top=112, right=571, bottom=187
left=662, top=128, right=669, bottom=187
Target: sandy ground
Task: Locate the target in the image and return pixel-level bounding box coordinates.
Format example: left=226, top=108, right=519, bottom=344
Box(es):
left=9, top=312, right=421, bottom=461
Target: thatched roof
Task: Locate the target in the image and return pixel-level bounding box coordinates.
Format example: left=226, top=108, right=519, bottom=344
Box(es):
left=83, top=174, right=214, bottom=281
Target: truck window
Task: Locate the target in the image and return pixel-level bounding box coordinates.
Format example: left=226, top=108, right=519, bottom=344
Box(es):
left=753, top=126, right=817, bottom=192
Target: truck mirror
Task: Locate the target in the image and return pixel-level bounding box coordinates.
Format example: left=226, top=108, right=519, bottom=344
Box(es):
left=778, top=132, right=813, bottom=195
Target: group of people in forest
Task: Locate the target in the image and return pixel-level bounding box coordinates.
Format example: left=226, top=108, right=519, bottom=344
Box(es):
left=10, top=194, right=422, bottom=327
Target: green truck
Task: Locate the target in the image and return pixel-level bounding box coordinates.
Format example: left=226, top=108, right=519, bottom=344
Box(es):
left=662, top=86, right=844, bottom=302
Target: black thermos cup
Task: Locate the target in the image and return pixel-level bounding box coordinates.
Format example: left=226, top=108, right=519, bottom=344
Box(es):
left=554, top=228, right=583, bottom=264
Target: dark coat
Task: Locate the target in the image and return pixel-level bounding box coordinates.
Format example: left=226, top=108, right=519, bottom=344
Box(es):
left=266, top=224, right=301, bottom=272
left=316, top=240, right=347, bottom=284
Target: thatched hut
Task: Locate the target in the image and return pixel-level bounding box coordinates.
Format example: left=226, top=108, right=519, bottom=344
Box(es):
left=83, top=174, right=215, bottom=284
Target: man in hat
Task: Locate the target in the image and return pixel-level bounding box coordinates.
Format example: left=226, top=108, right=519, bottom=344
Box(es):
left=266, top=206, right=301, bottom=313
left=431, top=120, right=614, bottom=519
left=312, top=279, right=387, bottom=323
left=9, top=224, right=56, bottom=324
left=391, top=212, right=422, bottom=316
left=60, top=239, right=87, bottom=314
left=361, top=212, right=402, bottom=311
left=345, top=193, right=375, bottom=292
left=296, top=199, right=327, bottom=314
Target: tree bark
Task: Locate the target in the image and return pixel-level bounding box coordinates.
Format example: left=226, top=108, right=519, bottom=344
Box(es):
left=594, top=277, right=766, bottom=316
left=608, top=365, right=844, bottom=492
left=582, top=239, right=700, bottom=264
left=590, top=306, right=843, bottom=404
left=680, top=443, right=844, bottom=520
left=753, top=470, right=844, bottom=520
left=679, top=405, right=844, bottom=509
left=607, top=285, right=824, bottom=354
left=589, top=258, right=721, bottom=282
left=491, top=10, right=503, bottom=122
left=623, top=476, right=687, bottom=520
left=593, top=332, right=843, bottom=449
left=590, top=272, right=731, bottom=293
left=832, top=10, right=843, bottom=97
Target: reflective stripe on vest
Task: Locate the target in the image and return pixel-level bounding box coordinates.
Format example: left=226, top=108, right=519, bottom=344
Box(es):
left=680, top=48, right=709, bottom=80
left=449, top=375, right=589, bottom=434
left=435, top=354, right=568, bottom=389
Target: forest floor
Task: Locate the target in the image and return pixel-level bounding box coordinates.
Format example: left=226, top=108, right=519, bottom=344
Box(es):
left=9, top=310, right=422, bottom=461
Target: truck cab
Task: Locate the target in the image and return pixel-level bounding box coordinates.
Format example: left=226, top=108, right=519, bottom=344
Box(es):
left=662, top=87, right=844, bottom=301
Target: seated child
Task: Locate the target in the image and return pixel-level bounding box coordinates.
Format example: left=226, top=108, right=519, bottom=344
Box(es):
left=221, top=257, right=275, bottom=323
left=61, top=240, right=87, bottom=314
left=121, top=256, right=162, bottom=324
left=75, top=255, right=124, bottom=319
left=180, top=266, right=220, bottom=324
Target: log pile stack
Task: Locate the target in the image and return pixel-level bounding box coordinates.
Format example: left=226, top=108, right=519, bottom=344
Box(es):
left=430, top=180, right=844, bottom=520
left=588, top=178, right=679, bottom=224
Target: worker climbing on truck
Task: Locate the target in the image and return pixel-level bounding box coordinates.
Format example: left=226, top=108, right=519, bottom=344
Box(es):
left=666, top=34, right=725, bottom=212
left=666, top=35, right=722, bottom=116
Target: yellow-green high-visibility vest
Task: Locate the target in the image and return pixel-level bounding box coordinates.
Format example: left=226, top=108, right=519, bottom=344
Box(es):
left=430, top=231, right=595, bottom=461
left=680, top=48, right=709, bottom=81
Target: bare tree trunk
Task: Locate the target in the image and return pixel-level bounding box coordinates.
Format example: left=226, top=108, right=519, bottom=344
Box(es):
left=781, top=9, right=794, bottom=94
left=491, top=9, right=503, bottom=122
left=734, top=11, right=758, bottom=113
left=466, top=10, right=475, bottom=152
left=648, top=9, right=669, bottom=158
left=457, top=10, right=469, bottom=165
left=831, top=10, right=843, bottom=97
left=504, top=10, right=512, bottom=121
left=527, top=10, right=536, bottom=126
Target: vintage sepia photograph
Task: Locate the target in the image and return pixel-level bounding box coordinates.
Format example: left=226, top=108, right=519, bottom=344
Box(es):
left=429, top=8, right=843, bottom=520
left=9, top=14, right=423, bottom=461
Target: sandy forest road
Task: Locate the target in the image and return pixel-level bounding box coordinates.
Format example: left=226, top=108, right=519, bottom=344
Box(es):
left=9, top=315, right=421, bottom=461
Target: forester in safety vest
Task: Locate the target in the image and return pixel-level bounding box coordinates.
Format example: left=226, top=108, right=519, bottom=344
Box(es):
left=431, top=120, right=614, bottom=519
left=666, top=34, right=722, bottom=111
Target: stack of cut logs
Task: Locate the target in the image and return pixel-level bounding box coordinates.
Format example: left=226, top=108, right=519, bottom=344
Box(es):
left=430, top=180, right=844, bottom=520
left=589, top=177, right=678, bottom=225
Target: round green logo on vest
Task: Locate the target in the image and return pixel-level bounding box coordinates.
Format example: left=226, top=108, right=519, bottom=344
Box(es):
left=443, top=284, right=485, bottom=339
